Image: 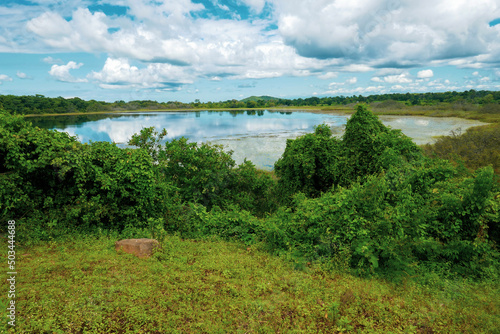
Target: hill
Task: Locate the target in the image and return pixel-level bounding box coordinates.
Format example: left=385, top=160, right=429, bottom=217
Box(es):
left=240, top=95, right=278, bottom=102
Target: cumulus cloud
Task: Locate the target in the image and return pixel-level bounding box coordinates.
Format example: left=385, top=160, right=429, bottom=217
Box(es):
left=328, top=76, right=359, bottom=88
left=273, top=0, right=500, bottom=68
left=0, top=74, right=13, bottom=84
left=89, top=57, right=193, bottom=89
left=3, top=0, right=498, bottom=94
left=318, top=72, right=338, bottom=80
left=49, top=61, right=87, bottom=83
left=324, top=85, right=387, bottom=96
left=417, top=69, right=434, bottom=79
left=371, top=72, right=413, bottom=84
left=346, top=77, right=358, bottom=84
left=341, top=64, right=373, bottom=72
left=25, top=6, right=313, bottom=78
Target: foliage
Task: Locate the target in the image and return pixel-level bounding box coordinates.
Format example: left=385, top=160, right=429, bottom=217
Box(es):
left=422, top=123, right=500, bottom=175
left=229, top=159, right=279, bottom=216
left=274, top=124, right=341, bottom=198
left=128, top=126, right=278, bottom=215
left=275, top=105, right=422, bottom=198
left=160, top=138, right=235, bottom=209
left=0, top=112, right=178, bottom=240
left=2, top=89, right=499, bottom=115
left=269, top=105, right=499, bottom=278
left=128, top=126, right=167, bottom=162
left=265, top=162, right=499, bottom=278
left=338, top=104, right=421, bottom=186
left=2, top=105, right=500, bottom=281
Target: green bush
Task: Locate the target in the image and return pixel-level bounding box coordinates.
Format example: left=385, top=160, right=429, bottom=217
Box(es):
left=422, top=123, right=500, bottom=175
left=129, top=126, right=278, bottom=216
left=275, top=123, right=340, bottom=198
left=263, top=162, right=499, bottom=278
left=274, top=104, right=422, bottom=198
left=0, top=112, right=179, bottom=239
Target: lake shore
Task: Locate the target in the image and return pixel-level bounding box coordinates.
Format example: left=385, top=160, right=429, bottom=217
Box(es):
left=22, top=104, right=499, bottom=123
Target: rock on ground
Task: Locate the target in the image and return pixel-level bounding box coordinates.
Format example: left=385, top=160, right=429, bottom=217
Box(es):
left=115, top=238, right=160, bottom=258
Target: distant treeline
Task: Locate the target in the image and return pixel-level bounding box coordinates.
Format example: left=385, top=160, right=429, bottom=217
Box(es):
left=0, top=90, right=499, bottom=115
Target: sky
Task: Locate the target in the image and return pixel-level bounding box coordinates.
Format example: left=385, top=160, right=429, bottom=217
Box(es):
left=0, top=0, right=499, bottom=103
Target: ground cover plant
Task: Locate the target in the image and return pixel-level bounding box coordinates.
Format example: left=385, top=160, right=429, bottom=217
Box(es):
left=1, top=234, right=499, bottom=333
left=1, top=104, right=499, bottom=332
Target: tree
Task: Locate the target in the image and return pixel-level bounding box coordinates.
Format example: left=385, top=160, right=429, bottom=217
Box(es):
left=274, top=124, right=341, bottom=198
left=275, top=105, right=422, bottom=197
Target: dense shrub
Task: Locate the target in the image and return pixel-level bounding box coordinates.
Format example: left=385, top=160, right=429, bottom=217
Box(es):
left=274, top=124, right=341, bottom=198
left=422, top=123, right=500, bottom=175
left=0, top=112, right=178, bottom=240
left=275, top=104, right=422, bottom=198
left=263, top=163, right=499, bottom=278
left=129, top=127, right=278, bottom=216
left=268, top=105, right=499, bottom=278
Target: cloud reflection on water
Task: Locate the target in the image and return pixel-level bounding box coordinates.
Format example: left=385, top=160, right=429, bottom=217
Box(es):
left=31, top=111, right=486, bottom=170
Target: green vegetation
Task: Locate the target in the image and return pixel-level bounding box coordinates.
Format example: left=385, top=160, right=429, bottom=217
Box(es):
left=1, top=90, right=500, bottom=118
left=240, top=95, right=278, bottom=102
left=422, top=123, right=500, bottom=175
left=1, top=103, right=499, bottom=332
left=1, top=234, right=498, bottom=333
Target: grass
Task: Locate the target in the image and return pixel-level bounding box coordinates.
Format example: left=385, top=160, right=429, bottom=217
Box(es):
left=2, top=233, right=499, bottom=333
left=22, top=103, right=500, bottom=125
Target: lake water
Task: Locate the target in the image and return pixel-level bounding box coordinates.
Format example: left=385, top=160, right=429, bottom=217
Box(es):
left=29, top=110, right=486, bottom=170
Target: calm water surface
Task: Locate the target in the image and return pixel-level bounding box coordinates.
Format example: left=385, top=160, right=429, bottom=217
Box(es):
left=30, top=110, right=486, bottom=170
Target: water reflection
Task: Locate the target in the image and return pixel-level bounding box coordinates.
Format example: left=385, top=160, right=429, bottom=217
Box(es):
left=31, top=110, right=339, bottom=145
left=29, top=110, right=486, bottom=170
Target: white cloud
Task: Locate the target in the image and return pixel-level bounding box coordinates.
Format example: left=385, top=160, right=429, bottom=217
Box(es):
left=43, top=56, right=63, bottom=64
left=341, top=64, right=372, bottom=72
left=417, top=69, right=434, bottom=79
left=26, top=11, right=74, bottom=49
left=49, top=61, right=87, bottom=83
left=273, top=0, right=500, bottom=68
left=328, top=76, right=358, bottom=87
left=318, top=72, right=338, bottom=80
left=384, top=74, right=413, bottom=84
left=346, top=77, right=358, bottom=84
left=371, top=72, right=413, bottom=84
left=218, top=4, right=230, bottom=11
left=2, top=0, right=499, bottom=96
left=25, top=6, right=320, bottom=82
left=0, top=74, right=13, bottom=83
left=323, top=85, right=386, bottom=95
left=240, top=0, right=266, bottom=13
left=16, top=71, right=32, bottom=79
left=89, top=57, right=192, bottom=89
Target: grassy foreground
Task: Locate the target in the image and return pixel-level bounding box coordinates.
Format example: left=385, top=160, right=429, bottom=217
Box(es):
left=2, top=234, right=499, bottom=333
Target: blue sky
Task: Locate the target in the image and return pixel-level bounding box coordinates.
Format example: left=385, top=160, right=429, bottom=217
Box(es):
left=0, top=0, right=499, bottom=103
